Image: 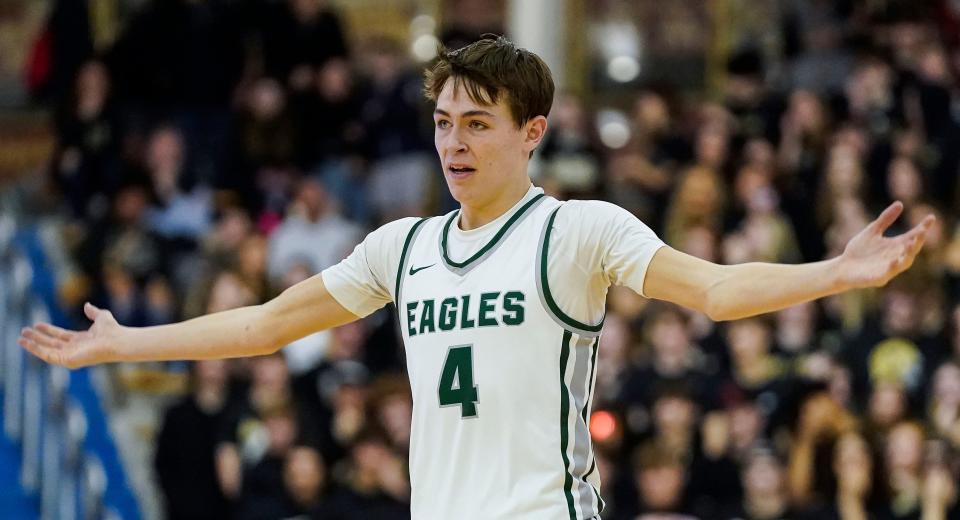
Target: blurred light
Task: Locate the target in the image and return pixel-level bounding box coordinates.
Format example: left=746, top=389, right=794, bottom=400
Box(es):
left=596, top=109, right=631, bottom=149
left=590, top=410, right=617, bottom=441
left=410, top=14, right=436, bottom=36
left=412, top=34, right=440, bottom=62
left=607, top=55, right=640, bottom=83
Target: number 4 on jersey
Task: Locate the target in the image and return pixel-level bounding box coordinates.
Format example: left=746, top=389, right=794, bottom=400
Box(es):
left=438, top=345, right=479, bottom=418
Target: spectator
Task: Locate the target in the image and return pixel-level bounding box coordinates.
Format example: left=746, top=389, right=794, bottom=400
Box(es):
left=155, top=360, right=232, bottom=520
left=266, top=177, right=362, bottom=284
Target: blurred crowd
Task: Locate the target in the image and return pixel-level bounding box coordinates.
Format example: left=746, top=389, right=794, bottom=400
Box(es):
left=21, top=0, right=960, bottom=519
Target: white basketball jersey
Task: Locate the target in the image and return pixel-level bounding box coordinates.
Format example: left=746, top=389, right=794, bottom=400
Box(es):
left=394, top=194, right=604, bottom=520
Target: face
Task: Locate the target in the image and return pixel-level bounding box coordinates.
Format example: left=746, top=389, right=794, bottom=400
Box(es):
left=744, top=453, right=784, bottom=497
left=638, top=465, right=684, bottom=509
left=433, top=80, right=546, bottom=213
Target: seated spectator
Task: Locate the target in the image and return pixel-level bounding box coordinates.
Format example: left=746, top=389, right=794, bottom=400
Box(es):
left=630, top=442, right=696, bottom=519
left=266, top=177, right=362, bottom=285
left=717, top=446, right=798, bottom=520
left=143, top=124, right=212, bottom=243
left=215, top=353, right=321, bottom=506
left=155, top=359, right=232, bottom=520
left=52, top=59, right=122, bottom=221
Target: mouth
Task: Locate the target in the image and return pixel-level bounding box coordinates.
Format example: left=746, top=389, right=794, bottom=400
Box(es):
left=446, top=165, right=477, bottom=178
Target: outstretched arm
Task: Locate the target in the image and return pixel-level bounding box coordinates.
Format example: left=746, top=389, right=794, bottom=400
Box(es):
left=18, top=273, right=359, bottom=368
left=643, top=201, right=934, bottom=321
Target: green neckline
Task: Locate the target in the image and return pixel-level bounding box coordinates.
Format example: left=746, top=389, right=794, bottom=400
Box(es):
left=440, top=193, right=546, bottom=272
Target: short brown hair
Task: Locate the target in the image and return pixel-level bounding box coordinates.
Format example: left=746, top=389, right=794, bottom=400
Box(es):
left=424, top=35, right=555, bottom=127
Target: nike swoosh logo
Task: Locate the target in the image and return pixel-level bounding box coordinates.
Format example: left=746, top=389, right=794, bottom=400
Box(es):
left=409, top=263, right=435, bottom=276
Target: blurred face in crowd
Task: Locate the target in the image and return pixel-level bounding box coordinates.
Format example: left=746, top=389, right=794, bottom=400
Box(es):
left=776, top=302, right=815, bottom=352
left=317, top=58, right=351, bottom=101
left=846, top=61, right=892, bottom=114
left=729, top=401, right=763, bottom=452
left=76, top=60, right=110, bottom=117
left=825, top=144, right=864, bottom=197
left=252, top=354, right=290, bottom=398
left=743, top=450, right=785, bottom=500
left=265, top=412, right=297, bottom=454
left=918, top=45, right=951, bottom=84
left=146, top=127, right=186, bottom=199
left=885, top=422, right=924, bottom=474
left=248, top=78, right=286, bottom=121
left=734, top=165, right=770, bottom=210
left=882, top=289, right=919, bottom=335
left=433, top=79, right=546, bottom=218
left=206, top=272, right=255, bottom=313
left=194, top=359, right=228, bottom=390
left=378, top=392, right=413, bottom=448
left=787, top=89, right=826, bottom=136
left=681, top=225, right=718, bottom=262
left=932, top=363, right=960, bottom=405
left=113, top=185, right=149, bottom=224
left=868, top=382, right=906, bottom=428
left=293, top=179, right=328, bottom=221
left=284, top=447, right=325, bottom=505
left=213, top=207, right=252, bottom=250
left=834, top=432, right=873, bottom=496
left=653, top=394, right=696, bottom=437
left=727, top=319, right=771, bottom=365
left=887, top=157, right=923, bottom=205
left=676, top=167, right=722, bottom=219
left=633, top=91, right=670, bottom=135
left=694, top=123, right=728, bottom=169
left=637, top=462, right=685, bottom=511
left=552, top=93, right=585, bottom=134
left=238, top=235, right=268, bottom=280
left=829, top=364, right=853, bottom=408
left=329, top=321, right=366, bottom=360
left=650, top=310, right=690, bottom=372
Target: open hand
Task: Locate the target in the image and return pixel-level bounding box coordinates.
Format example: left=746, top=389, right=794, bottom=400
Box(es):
left=18, top=302, right=120, bottom=369
left=838, top=201, right=935, bottom=289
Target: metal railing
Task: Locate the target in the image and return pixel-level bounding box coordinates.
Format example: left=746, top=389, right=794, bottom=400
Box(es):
left=0, top=214, right=118, bottom=520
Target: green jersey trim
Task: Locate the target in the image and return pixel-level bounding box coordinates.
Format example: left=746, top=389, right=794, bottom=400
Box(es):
left=559, top=330, right=577, bottom=520
left=439, top=193, right=546, bottom=276
left=394, top=218, right=428, bottom=305
left=536, top=205, right=604, bottom=337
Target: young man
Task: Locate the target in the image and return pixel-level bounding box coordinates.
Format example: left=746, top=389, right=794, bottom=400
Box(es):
left=20, top=36, right=933, bottom=520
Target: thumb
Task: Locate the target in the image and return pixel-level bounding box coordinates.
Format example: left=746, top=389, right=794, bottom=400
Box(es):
left=83, top=302, right=100, bottom=322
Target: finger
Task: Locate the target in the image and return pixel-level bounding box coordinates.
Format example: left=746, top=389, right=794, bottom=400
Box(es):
left=83, top=302, right=100, bottom=322
left=899, top=213, right=936, bottom=240
left=21, top=328, right=67, bottom=351
left=870, top=201, right=904, bottom=235
left=35, top=323, right=77, bottom=342
left=18, top=336, right=66, bottom=367
left=898, top=233, right=927, bottom=268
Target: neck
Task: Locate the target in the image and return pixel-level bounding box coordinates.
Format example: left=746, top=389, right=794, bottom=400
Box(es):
left=458, top=180, right=531, bottom=230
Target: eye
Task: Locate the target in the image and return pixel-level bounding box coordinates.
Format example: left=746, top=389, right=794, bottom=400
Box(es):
left=436, top=120, right=451, bottom=129
left=469, top=121, right=488, bottom=130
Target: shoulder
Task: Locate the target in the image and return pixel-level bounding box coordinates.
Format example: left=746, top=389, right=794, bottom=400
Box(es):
left=556, top=199, right=639, bottom=223
left=549, top=199, right=653, bottom=243
left=362, top=216, right=428, bottom=251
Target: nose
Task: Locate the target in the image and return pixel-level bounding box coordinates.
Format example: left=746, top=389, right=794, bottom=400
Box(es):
left=441, top=125, right=469, bottom=155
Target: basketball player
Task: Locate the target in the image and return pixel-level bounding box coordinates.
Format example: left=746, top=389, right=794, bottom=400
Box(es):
left=19, top=36, right=934, bottom=520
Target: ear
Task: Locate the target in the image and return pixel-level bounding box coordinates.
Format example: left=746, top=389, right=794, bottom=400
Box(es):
left=523, top=115, right=549, bottom=153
